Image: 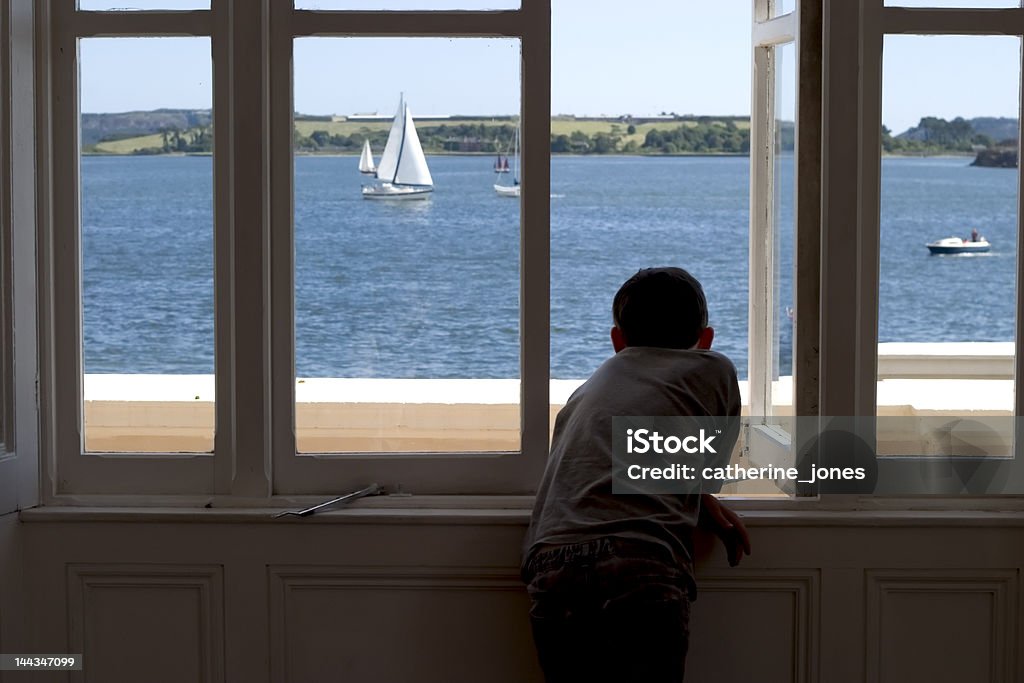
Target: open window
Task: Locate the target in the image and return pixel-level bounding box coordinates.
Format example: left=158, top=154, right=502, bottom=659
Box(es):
left=0, top=0, right=38, bottom=514
left=744, top=0, right=820, bottom=496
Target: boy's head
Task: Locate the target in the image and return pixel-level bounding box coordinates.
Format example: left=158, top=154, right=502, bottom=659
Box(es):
left=611, top=267, right=713, bottom=352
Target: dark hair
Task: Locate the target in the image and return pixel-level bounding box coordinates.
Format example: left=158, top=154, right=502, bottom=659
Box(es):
left=612, top=267, right=709, bottom=349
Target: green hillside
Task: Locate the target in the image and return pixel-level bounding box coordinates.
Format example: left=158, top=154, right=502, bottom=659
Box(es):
left=88, top=115, right=756, bottom=156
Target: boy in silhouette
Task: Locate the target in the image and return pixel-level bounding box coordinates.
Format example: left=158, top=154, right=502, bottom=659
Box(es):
left=522, top=267, right=750, bottom=683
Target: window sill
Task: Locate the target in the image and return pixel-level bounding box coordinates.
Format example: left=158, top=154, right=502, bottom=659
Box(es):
left=20, top=496, right=1024, bottom=526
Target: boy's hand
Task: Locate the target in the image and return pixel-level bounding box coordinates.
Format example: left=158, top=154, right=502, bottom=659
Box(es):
left=698, top=494, right=752, bottom=567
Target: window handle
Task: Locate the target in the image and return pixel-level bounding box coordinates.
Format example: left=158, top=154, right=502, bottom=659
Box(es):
left=274, top=483, right=382, bottom=518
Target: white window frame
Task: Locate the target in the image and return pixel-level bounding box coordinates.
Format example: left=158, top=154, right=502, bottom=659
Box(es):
left=33, top=0, right=1024, bottom=508
left=749, top=0, right=798, bottom=420
left=858, top=1, right=1024, bottom=419
left=270, top=4, right=550, bottom=496
left=0, top=0, right=38, bottom=515
left=42, top=0, right=221, bottom=498
left=812, top=0, right=1024, bottom=501
left=747, top=0, right=822, bottom=494
left=39, top=0, right=551, bottom=501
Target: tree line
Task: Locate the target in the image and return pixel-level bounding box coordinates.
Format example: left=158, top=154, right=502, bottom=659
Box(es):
left=93, top=115, right=1004, bottom=157
left=882, top=116, right=1001, bottom=155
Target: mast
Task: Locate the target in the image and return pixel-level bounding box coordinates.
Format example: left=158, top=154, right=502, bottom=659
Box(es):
left=513, top=122, right=520, bottom=184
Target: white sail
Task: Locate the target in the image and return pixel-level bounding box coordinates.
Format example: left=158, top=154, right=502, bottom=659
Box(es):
left=361, top=95, right=434, bottom=199
left=358, top=138, right=376, bottom=174
left=374, top=97, right=406, bottom=183
left=392, top=105, right=433, bottom=187
left=372, top=96, right=432, bottom=187
left=494, top=122, right=520, bottom=197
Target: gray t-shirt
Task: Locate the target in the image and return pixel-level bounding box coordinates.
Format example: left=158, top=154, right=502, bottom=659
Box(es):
left=523, top=346, right=741, bottom=572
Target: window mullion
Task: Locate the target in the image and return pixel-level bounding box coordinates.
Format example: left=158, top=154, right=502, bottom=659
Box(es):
left=268, top=0, right=294, bottom=487
left=1015, top=24, right=1024, bottom=423
left=819, top=0, right=864, bottom=417
left=49, top=0, right=84, bottom=498
left=224, top=0, right=272, bottom=497
left=749, top=43, right=774, bottom=418
left=857, top=0, right=883, bottom=417
left=793, top=0, right=821, bottom=418
left=519, top=0, right=551, bottom=485
left=212, top=0, right=233, bottom=494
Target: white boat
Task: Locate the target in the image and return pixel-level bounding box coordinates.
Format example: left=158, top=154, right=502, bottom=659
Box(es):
left=926, top=235, right=990, bottom=254
left=494, top=123, right=520, bottom=198
left=358, top=138, right=376, bottom=175
left=362, top=95, right=433, bottom=200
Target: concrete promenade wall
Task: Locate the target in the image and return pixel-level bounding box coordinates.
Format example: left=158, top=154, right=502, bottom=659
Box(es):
left=81, top=343, right=1016, bottom=453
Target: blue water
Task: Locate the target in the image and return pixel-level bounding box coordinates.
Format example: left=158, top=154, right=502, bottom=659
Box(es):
left=80, top=154, right=1016, bottom=379
left=880, top=157, right=1017, bottom=342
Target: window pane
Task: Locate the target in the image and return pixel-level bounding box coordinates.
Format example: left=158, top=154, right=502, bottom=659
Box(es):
left=296, top=0, right=518, bottom=9
left=772, top=0, right=796, bottom=17
left=80, top=37, right=214, bottom=453
left=293, top=37, right=521, bottom=453
left=549, top=3, right=769, bottom=492
left=878, top=35, right=1019, bottom=454
left=772, top=42, right=795, bottom=415
left=78, top=0, right=209, bottom=9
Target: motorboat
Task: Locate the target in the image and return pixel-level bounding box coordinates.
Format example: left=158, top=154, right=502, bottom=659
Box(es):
left=926, top=236, right=990, bottom=255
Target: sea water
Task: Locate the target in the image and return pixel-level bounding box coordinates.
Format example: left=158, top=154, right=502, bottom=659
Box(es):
left=80, top=154, right=1017, bottom=379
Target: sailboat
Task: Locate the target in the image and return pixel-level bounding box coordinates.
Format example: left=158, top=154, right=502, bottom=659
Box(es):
left=358, top=138, right=376, bottom=175
left=362, top=95, right=433, bottom=200
left=494, top=124, right=520, bottom=198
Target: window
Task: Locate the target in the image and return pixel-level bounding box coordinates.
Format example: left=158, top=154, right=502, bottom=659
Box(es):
left=48, top=2, right=219, bottom=495
left=876, top=34, right=1019, bottom=461
left=0, top=0, right=39, bottom=514
left=79, top=37, right=215, bottom=455
left=36, top=0, right=1022, bottom=504
left=270, top=4, right=549, bottom=495
left=42, top=0, right=550, bottom=498
left=744, top=0, right=814, bottom=496
left=291, top=36, right=522, bottom=456
left=816, top=0, right=1024, bottom=496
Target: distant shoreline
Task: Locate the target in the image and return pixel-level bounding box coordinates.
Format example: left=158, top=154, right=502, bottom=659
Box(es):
left=82, top=150, right=978, bottom=159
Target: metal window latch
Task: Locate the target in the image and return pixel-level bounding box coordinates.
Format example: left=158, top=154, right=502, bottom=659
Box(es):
left=273, top=483, right=383, bottom=518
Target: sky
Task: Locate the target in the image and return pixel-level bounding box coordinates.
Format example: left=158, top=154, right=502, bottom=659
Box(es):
left=78, top=0, right=1022, bottom=135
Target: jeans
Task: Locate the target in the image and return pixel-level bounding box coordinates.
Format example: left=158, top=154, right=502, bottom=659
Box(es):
left=523, top=537, right=692, bottom=683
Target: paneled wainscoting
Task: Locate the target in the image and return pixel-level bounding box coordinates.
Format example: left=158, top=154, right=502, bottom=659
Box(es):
left=4, top=508, right=1024, bottom=682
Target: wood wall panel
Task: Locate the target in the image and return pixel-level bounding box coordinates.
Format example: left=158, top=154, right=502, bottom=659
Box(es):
left=268, top=567, right=540, bottom=683
left=8, top=515, right=1024, bottom=682
left=66, top=564, right=224, bottom=683
left=687, top=571, right=819, bottom=683
left=866, top=570, right=1019, bottom=683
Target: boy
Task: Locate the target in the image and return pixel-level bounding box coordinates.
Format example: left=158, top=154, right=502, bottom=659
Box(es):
left=522, top=267, right=750, bottom=683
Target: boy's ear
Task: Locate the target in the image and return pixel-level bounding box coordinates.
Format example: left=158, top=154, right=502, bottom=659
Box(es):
left=611, top=326, right=627, bottom=353
left=695, top=326, right=714, bottom=350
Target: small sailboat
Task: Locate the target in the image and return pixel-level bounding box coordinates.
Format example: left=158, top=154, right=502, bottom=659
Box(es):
left=494, top=153, right=510, bottom=173
left=494, top=124, right=520, bottom=198
left=358, top=138, right=376, bottom=175
left=362, top=94, right=433, bottom=200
